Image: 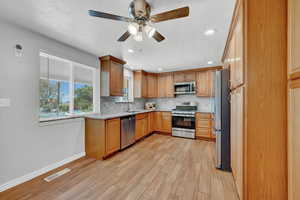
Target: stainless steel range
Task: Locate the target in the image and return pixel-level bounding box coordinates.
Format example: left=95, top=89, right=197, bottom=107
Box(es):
left=172, top=102, right=197, bottom=139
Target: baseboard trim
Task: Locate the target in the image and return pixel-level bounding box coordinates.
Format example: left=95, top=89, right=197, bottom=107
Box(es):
left=0, top=152, right=85, bottom=192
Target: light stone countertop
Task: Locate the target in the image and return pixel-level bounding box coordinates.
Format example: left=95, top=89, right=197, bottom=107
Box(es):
left=85, top=109, right=214, bottom=120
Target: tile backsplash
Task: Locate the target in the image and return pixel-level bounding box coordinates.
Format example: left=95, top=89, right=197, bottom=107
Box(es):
left=100, top=97, right=146, bottom=114
left=100, top=95, right=214, bottom=114
left=146, top=95, right=215, bottom=113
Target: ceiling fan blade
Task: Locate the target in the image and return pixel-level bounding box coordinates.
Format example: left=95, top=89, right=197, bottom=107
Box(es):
left=152, top=31, right=165, bottom=42
left=89, top=10, right=133, bottom=22
left=150, top=7, right=190, bottom=23
left=118, top=31, right=131, bottom=42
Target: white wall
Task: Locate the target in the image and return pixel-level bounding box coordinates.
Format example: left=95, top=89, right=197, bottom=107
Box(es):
left=0, top=20, right=99, bottom=190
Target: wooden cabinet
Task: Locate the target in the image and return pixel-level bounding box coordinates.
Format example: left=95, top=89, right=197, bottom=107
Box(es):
left=105, top=118, right=121, bottom=155
left=135, top=113, right=148, bottom=140
left=148, top=112, right=155, bottom=133
left=226, top=7, right=244, bottom=90
left=154, top=112, right=172, bottom=133
left=288, top=79, right=300, bottom=200
left=174, top=71, right=196, bottom=83
left=173, top=71, right=185, bottom=83
left=196, top=70, right=215, bottom=97
left=222, top=0, right=287, bottom=199
left=85, top=117, right=121, bottom=160
left=100, top=55, right=126, bottom=97
left=195, top=113, right=214, bottom=139
left=134, top=70, right=148, bottom=98
left=157, top=73, right=174, bottom=98
left=288, top=0, right=300, bottom=76
left=234, top=12, right=244, bottom=87
left=230, top=86, right=244, bottom=199
left=147, top=73, right=158, bottom=98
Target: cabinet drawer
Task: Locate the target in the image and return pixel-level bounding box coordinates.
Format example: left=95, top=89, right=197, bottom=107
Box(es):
left=196, top=119, right=212, bottom=128
left=196, top=113, right=212, bottom=119
left=196, top=128, right=211, bottom=138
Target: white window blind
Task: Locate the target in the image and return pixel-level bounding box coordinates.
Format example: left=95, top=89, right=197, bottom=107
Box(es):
left=39, top=52, right=96, bottom=121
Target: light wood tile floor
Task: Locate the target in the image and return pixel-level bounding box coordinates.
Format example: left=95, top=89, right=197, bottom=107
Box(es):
left=0, top=134, right=239, bottom=200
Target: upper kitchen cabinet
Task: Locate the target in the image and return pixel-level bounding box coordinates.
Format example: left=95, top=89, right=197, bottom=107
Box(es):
left=147, top=73, right=158, bottom=98
left=289, top=0, right=300, bottom=78
left=174, top=71, right=196, bottom=83
left=157, top=73, right=174, bottom=98
left=100, top=55, right=126, bottom=97
left=134, top=70, right=148, bottom=98
left=224, top=5, right=244, bottom=89
left=196, top=70, right=215, bottom=97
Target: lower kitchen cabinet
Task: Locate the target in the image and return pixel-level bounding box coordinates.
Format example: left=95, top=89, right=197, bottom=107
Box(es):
left=288, top=79, right=300, bottom=200
left=135, top=113, right=148, bottom=140
left=154, top=112, right=172, bottom=133
left=195, top=113, right=214, bottom=139
left=148, top=112, right=155, bottom=133
left=105, top=118, right=121, bottom=155
left=85, top=117, right=121, bottom=159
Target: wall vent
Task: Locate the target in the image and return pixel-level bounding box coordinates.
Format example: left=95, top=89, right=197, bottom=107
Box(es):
left=43, top=168, right=71, bottom=182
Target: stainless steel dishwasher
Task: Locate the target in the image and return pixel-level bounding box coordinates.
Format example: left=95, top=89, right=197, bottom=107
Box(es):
left=121, top=116, right=136, bottom=149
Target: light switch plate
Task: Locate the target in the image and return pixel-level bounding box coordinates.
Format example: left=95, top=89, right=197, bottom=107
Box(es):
left=0, top=98, right=11, bottom=107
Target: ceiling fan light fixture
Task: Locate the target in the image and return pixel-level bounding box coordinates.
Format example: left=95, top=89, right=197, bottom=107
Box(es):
left=128, top=23, right=139, bottom=35
left=144, top=25, right=156, bottom=38
left=133, top=31, right=143, bottom=42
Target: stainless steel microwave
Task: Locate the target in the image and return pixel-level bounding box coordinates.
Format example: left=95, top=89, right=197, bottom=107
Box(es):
left=174, top=82, right=196, bottom=95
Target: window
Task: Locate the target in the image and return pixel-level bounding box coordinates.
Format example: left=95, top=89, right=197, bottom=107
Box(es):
left=116, top=68, right=134, bottom=102
left=39, top=52, right=96, bottom=121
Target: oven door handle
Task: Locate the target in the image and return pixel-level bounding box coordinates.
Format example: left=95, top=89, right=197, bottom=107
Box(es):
left=172, top=114, right=195, bottom=117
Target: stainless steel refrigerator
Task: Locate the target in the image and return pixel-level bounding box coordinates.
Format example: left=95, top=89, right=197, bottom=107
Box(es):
left=215, top=69, right=231, bottom=171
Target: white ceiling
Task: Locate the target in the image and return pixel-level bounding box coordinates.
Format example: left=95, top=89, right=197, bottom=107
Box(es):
left=0, top=0, right=235, bottom=72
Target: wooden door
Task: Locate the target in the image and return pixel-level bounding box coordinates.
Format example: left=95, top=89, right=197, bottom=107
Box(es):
left=165, top=73, right=174, bottom=98
left=148, top=112, right=155, bottom=133
left=196, top=71, right=214, bottom=97
left=141, top=72, right=148, bottom=98
left=157, top=74, right=166, bottom=97
left=184, top=71, right=196, bottom=82
left=235, top=86, right=244, bottom=199
left=288, top=0, right=300, bottom=75
left=154, top=112, right=162, bottom=131
left=147, top=74, right=158, bottom=98
left=135, top=119, right=144, bottom=140
left=105, top=118, right=121, bottom=155
left=143, top=116, right=148, bottom=137
left=235, top=10, right=244, bottom=87
left=231, top=87, right=244, bottom=199
left=230, top=89, right=237, bottom=186
left=110, top=61, right=124, bottom=96
left=288, top=79, right=300, bottom=200
left=229, top=31, right=236, bottom=89
left=173, top=72, right=185, bottom=83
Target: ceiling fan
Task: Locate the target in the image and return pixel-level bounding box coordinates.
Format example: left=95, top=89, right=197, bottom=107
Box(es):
left=88, top=0, right=190, bottom=42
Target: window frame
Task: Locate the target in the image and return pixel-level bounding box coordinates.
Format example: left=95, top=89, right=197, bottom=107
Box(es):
left=39, top=52, right=97, bottom=122
left=115, top=67, right=134, bottom=103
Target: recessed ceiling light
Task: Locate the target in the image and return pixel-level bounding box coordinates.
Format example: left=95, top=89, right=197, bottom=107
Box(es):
left=158, top=68, right=163, bottom=72
left=204, top=29, right=216, bottom=36
left=128, top=49, right=134, bottom=53
left=207, top=61, right=214, bottom=65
